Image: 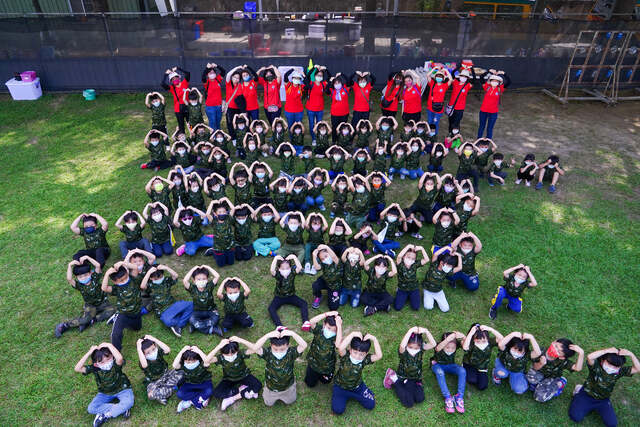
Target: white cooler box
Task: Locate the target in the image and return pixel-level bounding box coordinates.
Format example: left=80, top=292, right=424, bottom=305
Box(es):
left=5, top=77, right=42, bottom=100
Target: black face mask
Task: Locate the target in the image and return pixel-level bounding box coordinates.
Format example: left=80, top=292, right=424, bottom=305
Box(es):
left=394, top=79, right=402, bottom=85
left=217, top=214, right=228, bottom=221
left=265, top=74, right=275, bottom=81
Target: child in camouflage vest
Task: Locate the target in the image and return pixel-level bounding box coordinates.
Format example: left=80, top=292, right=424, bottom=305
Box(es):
left=461, top=323, right=503, bottom=392
left=183, top=88, right=204, bottom=132
left=183, top=265, right=223, bottom=336
left=489, top=264, right=538, bottom=320
left=493, top=332, right=542, bottom=395
left=311, top=245, right=343, bottom=310
left=304, top=311, right=343, bottom=387
left=114, top=210, right=153, bottom=259
left=142, top=202, right=173, bottom=257
left=217, top=277, right=254, bottom=331
left=141, top=129, right=172, bottom=171
left=527, top=338, right=584, bottom=402
left=268, top=255, right=311, bottom=330
left=136, top=335, right=184, bottom=405
left=70, top=212, right=111, bottom=267
left=313, top=121, right=331, bottom=156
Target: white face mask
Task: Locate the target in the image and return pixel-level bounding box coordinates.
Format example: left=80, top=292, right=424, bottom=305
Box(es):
left=146, top=348, right=158, bottom=361
left=182, top=218, right=193, bottom=226
left=510, top=349, right=524, bottom=359
left=348, top=254, right=359, bottom=263
left=459, top=76, right=467, bottom=83
left=444, top=348, right=455, bottom=356
left=125, top=222, right=137, bottom=230
left=311, top=223, right=321, bottom=231
left=452, top=129, right=459, bottom=135
left=280, top=269, right=291, bottom=278
left=494, top=161, right=502, bottom=167
left=278, top=187, right=286, bottom=193
left=98, top=359, right=114, bottom=371
left=314, top=179, right=323, bottom=186
left=407, top=347, right=421, bottom=357
left=202, top=149, right=211, bottom=156
left=514, top=275, right=526, bottom=284
left=404, top=258, right=415, bottom=267
left=319, top=129, right=327, bottom=135
left=440, top=220, right=451, bottom=228
left=208, top=72, right=216, bottom=79
left=195, top=279, right=207, bottom=288
left=190, top=101, right=198, bottom=106
left=377, top=149, right=384, bottom=155
left=322, top=327, right=337, bottom=339
left=342, top=129, right=350, bottom=135
left=238, top=124, right=245, bottom=130
left=223, top=353, right=238, bottom=363
left=227, top=292, right=240, bottom=302
left=256, top=126, right=263, bottom=133
left=358, top=81, right=367, bottom=88
left=480, top=147, right=488, bottom=153
left=184, top=360, right=200, bottom=370
left=461, top=247, right=472, bottom=254
left=397, top=151, right=404, bottom=156
left=357, top=156, right=366, bottom=162
left=213, top=154, right=222, bottom=160
left=463, top=204, right=473, bottom=212
left=602, top=363, right=620, bottom=375
left=216, top=136, right=224, bottom=143
left=177, top=148, right=186, bottom=156
left=475, top=341, right=489, bottom=351
left=248, top=144, right=256, bottom=150
left=191, top=185, right=200, bottom=192
left=444, top=185, right=454, bottom=193
left=276, top=126, right=283, bottom=132
left=283, top=152, right=291, bottom=158
left=412, top=146, right=419, bottom=152
left=292, top=78, right=301, bottom=85
left=334, top=230, right=344, bottom=236
left=173, top=179, right=182, bottom=186
left=152, top=214, right=163, bottom=223
left=262, top=215, right=273, bottom=222
left=548, top=164, right=555, bottom=169
left=350, top=355, right=363, bottom=365
left=333, top=154, right=342, bottom=161
left=273, top=350, right=287, bottom=360
left=288, top=223, right=299, bottom=232
left=211, top=184, right=220, bottom=192
left=356, top=186, right=365, bottom=194
left=490, top=81, right=499, bottom=87
left=152, top=101, right=161, bottom=107
left=338, top=184, right=347, bottom=191
left=442, top=265, right=453, bottom=273
left=322, top=257, right=333, bottom=265
left=293, top=188, right=302, bottom=194
left=150, top=140, right=159, bottom=147
left=387, top=215, right=397, bottom=223
left=237, top=218, right=247, bottom=225
left=375, top=266, right=387, bottom=276
left=294, top=129, right=301, bottom=135
left=436, top=152, right=443, bottom=157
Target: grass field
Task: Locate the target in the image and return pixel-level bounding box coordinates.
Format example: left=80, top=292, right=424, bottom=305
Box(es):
left=0, top=89, right=639, bottom=427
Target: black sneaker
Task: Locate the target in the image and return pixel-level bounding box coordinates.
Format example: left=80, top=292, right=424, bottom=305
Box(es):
left=489, top=306, right=497, bottom=320
left=364, top=306, right=376, bottom=317
left=54, top=322, right=68, bottom=338
left=93, top=414, right=109, bottom=427
left=122, top=409, right=131, bottom=419
left=203, top=248, right=214, bottom=256
left=211, top=325, right=224, bottom=337
left=171, top=326, right=182, bottom=337
left=188, top=324, right=195, bottom=333
left=78, top=323, right=88, bottom=332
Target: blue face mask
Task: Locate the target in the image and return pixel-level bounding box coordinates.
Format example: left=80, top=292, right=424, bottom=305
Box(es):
left=435, top=77, right=443, bottom=83
left=243, top=75, right=251, bottom=82
left=151, top=278, right=164, bottom=285
left=84, top=226, right=95, bottom=233
left=78, top=275, right=92, bottom=285
left=116, top=278, right=130, bottom=287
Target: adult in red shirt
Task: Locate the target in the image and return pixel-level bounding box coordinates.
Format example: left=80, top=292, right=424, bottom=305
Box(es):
left=349, top=70, right=376, bottom=127
left=446, top=67, right=474, bottom=135
left=201, top=62, right=226, bottom=131
left=304, top=65, right=330, bottom=143
left=239, top=65, right=260, bottom=121
left=283, top=69, right=305, bottom=137
left=224, top=66, right=246, bottom=142
left=400, top=69, right=424, bottom=124
left=477, top=69, right=511, bottom=139
left=425, top=67, right=452, bottom=135
left=161, top=66, right=190, bottom=133
left=380, top=71, right=403, bottom=118
left=257, top=65, right=282, bottom=126
left=325, top=73, right=350, bottom=143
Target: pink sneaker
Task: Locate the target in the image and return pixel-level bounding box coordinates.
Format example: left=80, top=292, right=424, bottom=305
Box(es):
left=176, top=244, right=186, bottom=256
left=301, top=321, right=311, bottom=332
left=140, top=163, right=148, bottom=169
left=383, top=368, right=396, bottom=389
left=444, top=396, right=455, bottom=413
left=454, top=393, right=465, bottom=413
left=364, top=249, right=371, bottom=255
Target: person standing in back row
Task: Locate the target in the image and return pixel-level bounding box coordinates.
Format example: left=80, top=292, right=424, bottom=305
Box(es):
left=326, top=73, right=350, bottom=143
left=477, top=69, right=511, bottom=139
left=202, top=63, right=226, bottom=131
left=425, top=67, right=452, bottom=136
left=257, top=65, right=282, bottom=126
left=400, top=70, right=423, bottom=124
left=162, top=67, right=190, bottom=133
left=380, top=71, right=403, bottom=118
left=350, top=71, right=375, bottom=127
left=446, top=68, right=474, bottom=135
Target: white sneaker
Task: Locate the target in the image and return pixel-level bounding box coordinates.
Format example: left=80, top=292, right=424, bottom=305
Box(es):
left=262, top=152, right=268, bottom=157
left=525, top=180, right=531, bottom=187
left=221, top=396, right=237, bottom=411
left=411, top=232, right=423, bottom=240
left=304, top=263, right=312, bottom=274
left=177, top=400, right=192, bottom=413
left=515, top=179, right=522, bottom=185
left=312, top=141, right=317, bottom=147
left=309, top=267, right=317, bottom=275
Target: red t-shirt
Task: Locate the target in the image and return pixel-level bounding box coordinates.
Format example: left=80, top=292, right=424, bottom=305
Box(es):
left=480, top=83, right=505, bottom=113
left=241, top=80, right=259, bottom=111
left=225, top=81, right=242, bottom=109
left=381, top=80, right=401, bottom=112
left=168, top=79, right=189, bottom=112
left=258, top=77, right=282, bottom=109
left=426, top=81, right=449, bottom=113
left=353, top=82, right=372, bottom=112
left=284, top=82, right=304, bottom=113
left=306, top=82, right=326, bottom=112
left=402, top=83, right=422, bottom=114
left=203, top=76, right=223, bottom=107
left=329, top=87, right=350, bottom=116
left=448, top=80, right=472, bottom=110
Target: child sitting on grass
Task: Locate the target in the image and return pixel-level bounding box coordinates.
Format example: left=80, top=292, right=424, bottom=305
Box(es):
left=145, top=91, right=167, bottom=134
left=428, top=142, right=448, bottom=173
left=277, top=211, right=306, bottom=261
left=487, top=152, right=516, bottom=186
left=136, top=335, right=184, bottom=405
left=306, top=168, right=330, bottom=211
left=252, top=203, right=281, bottom=256
left=55, top=257, right=115, bottom=338
left=170, top=140, right=194, bottom=173
left=304, top=311, right=343, bottom=388
left=527, top=338, right=584, bottom=402
left=230, top=203, right=254, bottom=261
left=493, top=332, right=542, bottom=395
left=313, top=120, right=331, bottom=156
left=389, top=142, right=409, bottom=180
left=217, top=277, right=254, bottom=331
left=184, top=88, right=205, bottom=131
left=145, top=175, right=174, bottom=213
left=275, top=142, right=297, bottom=180
left=462, top=324, right=504, bottom=391
left=367, top=171, right=391, bottom=222
left=354, top=119, right=373, bottom=149
left=394, top=244, right=428, bottom=311
left=330, top=175, right=350, bottom=219
left=327, top=217, right=352, bottom=257
left=268, top=255, right=311, bottom=331
left=141, top=130, right=171, bottom=171
left=173, top=345, right=213, bottom=412
left=515, top=153, right=538, bottom=187
left=183, top=265, right=223, bottom=336
left=449, top=232, right=482, bottom=291
left=340, top=247, right=366, bottom=307
left=431, top=331, right=467, bottom=414
left=142, top=202, right=173, bottom=257
left=431, top=207, right=460, bottom=253
left=74, top=342, right=134, bottom=427
left=362, top=254, right=396, bottom=316
left=422, top=247, right=461, bottom=313
left=304, top=212, right=328, bottom=274
left=535, top=154, right=565, bottom=193
left=311, top=245, right=343, bottom=310
left=115, top=210, right=152, bottom=258
left=141, top=265, right=193, bottom=337
left=249, top=161, right=273, bottom=207
left=173, top=206, right=213, bottom=257
left=489, top=264, right=538, bottom=320
left=326, top=145, right=350, bottom=180
left=71, top=213, right=110, bottom=267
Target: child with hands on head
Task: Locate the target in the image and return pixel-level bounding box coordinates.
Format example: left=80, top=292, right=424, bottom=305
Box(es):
left=216, top=277, right=254, bottom=331
left=304, top=311, right=343, bottom=388
left=136, top=335, right=184, bottom=405
left=183, top=265, right=223, bottom=336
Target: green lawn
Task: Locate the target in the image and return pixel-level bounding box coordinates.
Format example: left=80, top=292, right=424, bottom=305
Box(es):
left=0, top=91, right=638, bottom=426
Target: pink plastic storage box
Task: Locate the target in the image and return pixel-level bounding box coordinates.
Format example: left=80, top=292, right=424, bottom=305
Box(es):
left=20, top=71, right=36, bottom=82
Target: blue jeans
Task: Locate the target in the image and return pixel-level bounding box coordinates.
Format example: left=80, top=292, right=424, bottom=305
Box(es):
left=159, top=300, right=193, bottom=328
left=408, top=168, right=424, bottom=180
left=493, top=357, right=528, bottom=394
left=119, top=238, right=152, bottom=259
left=152, top=240, right=173, bottom=257
left=569, top=389, right=618, bottom=427
left=246, top=108, right=259, bottom=121
left=491, top=286, right=522, bottom=312
left=373, top=239, right=400, bottom=256
left=177, top=380, right=213, bottom=408
left=305, top=195, right=325, bottom=208
left=212, top=249, right=235, bottom=267
left=394, top=289, right=421, bottom=311
left=285, top=110, right=304, bottom=128
left=448, top=271, right=479, bottom=291
left=431, top=363, right=466, bottom=398
left=184, top=235, right=213, bottom=256
left=307, top=109, right=324, bottom=141
left=427, top=110, right=443, bottom=134
left=253, top=237, right=281, bottom=256
left=389, top=167, right=409, bottom=178
left=427, top=164, right=443, bottom=173
left=367, top=203, right=385, bottom=222
left=205, top=105, right=222, bottom=130
left=87, top=388, right=134, bottom=418
left=328, top=170, right=344, bottom=180
left=287, top=201, right=308, bottom=212
left=340, top=289, right=361, bottom=307
left=477, top=111, right=498, bottom=139
left=331, top=382, right=375, bottom=414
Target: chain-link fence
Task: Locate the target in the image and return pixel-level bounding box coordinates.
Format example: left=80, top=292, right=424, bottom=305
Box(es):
left=1, top=13, right=639, bottom=90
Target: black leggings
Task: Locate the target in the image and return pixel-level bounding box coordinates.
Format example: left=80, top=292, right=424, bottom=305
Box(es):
left=268, top=295, right=309, bottom=326
left=311, top=277, right=340, bottom=310
left=331, top=114, right=349, bottom=143
left=402, top=112, right=421, bottom=124
left=264, top=107, right=281, bottom=127
left=447, top=109, right=464, bottom=133
left=234, top=244, right=253, bottom=261
left=226, top=107, right=241, bottom=140
left=110, top=312, right=142, bottom=351
left=464, top=363, right=488, bottom=390
left=380, top=108, right=397, bottom=117
left=304, top=366, right=334, bottom=388
left=517, top=168, right=536, bottom=181
left=351, top=110, right=370, bottom=127
left=360, top=291, right=393, bottom=311
left=73, top=247, right=111, bottom=268
left=175, top=104, right=188, bottom=133
left=212, top=374, right=262, bottom=399
left=393, top=378, right=425, bottom=408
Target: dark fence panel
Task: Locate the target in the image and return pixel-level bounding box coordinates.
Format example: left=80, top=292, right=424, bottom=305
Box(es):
left=1, top=14, right=639, bottom=92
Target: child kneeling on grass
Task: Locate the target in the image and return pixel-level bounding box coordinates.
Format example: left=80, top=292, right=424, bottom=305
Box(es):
left=422, top=247, right=461, bottom=313
left=208, top=336, right=262, bottom=410
left=252, top=328, right=308, bottom=406
left=332, top=332, right=382, bottom=415
left=362, top=254, right=396, bottom=316
left=394, top=244, right=429, bottom=311
left=493, top=332, right=542, bottom=395
left=115, top=210, right=152, bottom=259
left=383, top=326, right=436, bottom=408
left=75, top=343, right=133, bottom=427
left=173, top=346, right=213, bottom=413
left=340, top=247, right=366, bottom=307
left=136, top=335, right=184, bottom=405
left=173, top=206, right=213, bottom=257
left=142, top=202, right=173, bottom=257
left=304, top=311, right=343, bottom=388
left=489, top=264, right=537, bottom=320
left=311, top=245, right=343, bottom=310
